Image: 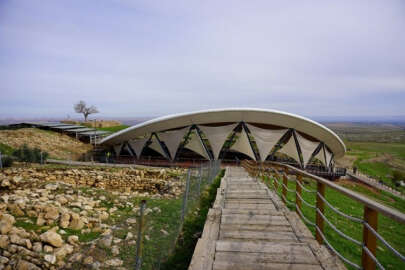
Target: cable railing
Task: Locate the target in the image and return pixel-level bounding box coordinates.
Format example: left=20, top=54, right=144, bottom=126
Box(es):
left=241, top=160, right=405, bottom=270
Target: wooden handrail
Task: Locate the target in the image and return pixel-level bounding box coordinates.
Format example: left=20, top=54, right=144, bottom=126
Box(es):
left=241, top=159, right=405, bottom=270
left=269, top=161, right=405, bottom=225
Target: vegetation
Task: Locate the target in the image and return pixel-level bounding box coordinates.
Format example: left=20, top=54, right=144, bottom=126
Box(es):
left=263, top=175, right=405, bottom=270
left=162, top=169, right=225, bottom=270
left=12, top=144, right=49, bottom=163
left=1, top=156, right=13, bottom=168
left=97, top=125, right=129, bottom=133
left=74, top=100, right=99, bottom=121
left=0, top=142, right=14, bottom=155
left=345, top=141, right=405, bottom=193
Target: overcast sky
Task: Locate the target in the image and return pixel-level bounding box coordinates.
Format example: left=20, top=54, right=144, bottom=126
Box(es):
left=1, top=0, right=404, bottom=119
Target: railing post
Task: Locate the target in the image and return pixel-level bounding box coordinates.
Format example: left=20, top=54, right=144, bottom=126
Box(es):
left=273, top=173, right=279, bottom=192
left=296, top=174, right=302, bottom=212
left=135, top=200, right=146, bottom=270
left=181, top=169, right=191, bottom=224
left=316, top=182, right=325, bottom=244
left=362, top=206, right=378, bottom=270
left=198, top=165, right=202, bottom=194
left=282, top=173, right=288, bottom=204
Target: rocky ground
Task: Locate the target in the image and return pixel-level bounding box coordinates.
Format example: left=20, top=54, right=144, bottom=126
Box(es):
left=0, top=128, right=93, bottom=160
left=0, top=165, right=185, bottom=269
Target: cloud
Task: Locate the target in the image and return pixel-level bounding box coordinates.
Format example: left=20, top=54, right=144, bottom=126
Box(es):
left=0, top=0, right=404, bottom=118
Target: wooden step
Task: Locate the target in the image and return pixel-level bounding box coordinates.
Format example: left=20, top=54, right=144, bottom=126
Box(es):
left=225, top=198, right=272, bottom=203
left=222, top=208, right=282, bottom=216
left=213, top=261, right=322, bottom=270
left=221, top=214, right=289, bottom=226
left=220, top=224, right=294, bottom=232
left=224, top=203, right=276, bottom=210
left=220, top=230, right=298, bottom=242
left=226, top=190, right=267, bottom=195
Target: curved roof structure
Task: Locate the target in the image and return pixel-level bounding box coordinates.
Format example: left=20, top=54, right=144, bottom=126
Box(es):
left=101, top=108, right=345, bottom=162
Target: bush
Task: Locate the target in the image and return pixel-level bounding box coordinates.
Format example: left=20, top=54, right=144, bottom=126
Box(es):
left=12, top=144, right=49, bottom=163
left=162, top=169, right=225, bottom=270
left=1, top=155, right=13, bottom=168
left=391, top=170, right=405, bottom=187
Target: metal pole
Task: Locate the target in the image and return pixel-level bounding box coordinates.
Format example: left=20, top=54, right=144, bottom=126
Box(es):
left=0, top=151, right=2, bottom=169
left=198, top=165, right=202, bottom=194
left=135, top=200, right=146, bottom=270
left=181, top=169, right=191, bottom=224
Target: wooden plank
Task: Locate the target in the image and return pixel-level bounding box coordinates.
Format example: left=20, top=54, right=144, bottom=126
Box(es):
left=216, top=240, right=312, bottom=254
left=222, top=209, right=282, bottom=216
left=214, top=250, right=319, bottom=265
left=213, top=261, right=323, bottom=270
left=221, top=215, right=289, bottom=225
left=220, top=224, right=293, bottom=232
left=220, top=230, right=297, bottom=241
left=224, top=203, right=276, bottom=210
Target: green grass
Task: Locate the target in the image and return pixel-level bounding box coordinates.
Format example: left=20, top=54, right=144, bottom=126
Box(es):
left=263, top=175, right=405, bottom=270
left=345, top=141, right=405, bottom=192
left=0, top=142, right=14, bottom=155
left=161, top=169, right=225, bottom=270
left=96, top=125, right=129, bottom=133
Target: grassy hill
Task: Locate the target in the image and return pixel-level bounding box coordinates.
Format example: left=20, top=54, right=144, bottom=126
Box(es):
left=327, top=123, right=405, bottom=193
left=0, top=128, right=92, bottom=160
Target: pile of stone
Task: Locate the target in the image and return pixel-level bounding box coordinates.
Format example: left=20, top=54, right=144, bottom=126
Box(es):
left=0, top=166, right=181, bottom=269
left=1, top=167, right=185, bottom=198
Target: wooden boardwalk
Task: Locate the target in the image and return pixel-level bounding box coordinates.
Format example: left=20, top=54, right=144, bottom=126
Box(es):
left=189, top=167, right=346, bottom=270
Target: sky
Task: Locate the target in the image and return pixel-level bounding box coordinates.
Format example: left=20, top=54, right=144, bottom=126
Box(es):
left=1, top=0, right=405, bottom=119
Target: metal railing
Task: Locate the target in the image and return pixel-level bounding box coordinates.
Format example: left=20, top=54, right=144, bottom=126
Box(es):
left=135, top=160, right=221, bottom=269
left=241, top=160, right=405, bottom=270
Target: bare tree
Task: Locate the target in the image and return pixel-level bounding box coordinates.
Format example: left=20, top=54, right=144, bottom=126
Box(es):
left=74, top=100, right=99, bottom=122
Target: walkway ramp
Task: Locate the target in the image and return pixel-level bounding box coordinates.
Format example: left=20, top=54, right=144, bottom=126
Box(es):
left=189, top=167, right=346, bottom=270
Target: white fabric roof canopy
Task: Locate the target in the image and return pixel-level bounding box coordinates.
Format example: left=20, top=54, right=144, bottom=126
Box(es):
left=198, top=123, right=237, bottom=160
left=246, top=123, right=287, bottom=161
left=296, top=132, right=320, bottom=167
left=230, top=128, right=256, bottom=160
left=184, top=130, right=210, bottom=160
left=148, top=136, right=168, bottom=159
left=128, top=137, right=149, bottom=158
left=158, top=127, right=190, bottom=160
left=100, top=109, right=345, bottom=159
left=279, top=133, right=301, bottom=164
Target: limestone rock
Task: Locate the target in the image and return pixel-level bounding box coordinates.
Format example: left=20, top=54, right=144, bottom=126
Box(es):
left=98, top=235, right=112, bottom=248
left=111, top=245, right=120, bottom=255
left=54, top=244, right=74, bottom=260
left=40, top=230, right=64, bottom=248
left=67, top=235, right=79, bottom=245
left=16, top=260, right=41, bottom=270
left=105, top=258, right=123, bottom=267
left=59, top=212, right=70, bottom=228
left=44, top=254, right=56, bottom=264
left=44, top=206, right=59, bottom=220
left=69, top=213, right=84, bottom=230
left=0, top=213, right=15, bottom=234
left=0, top=235, right=9, bottom=249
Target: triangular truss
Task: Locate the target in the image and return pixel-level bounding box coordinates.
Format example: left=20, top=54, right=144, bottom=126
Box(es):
left=295, top=132, right=320, bottom=167
left=246, top=123, right=288, bottom=161
left=158, top=127, right=190, bottom=160
left=113, top=144, right=122, bottom=157
left=278, top=132, right=301, bottom=165
left=148, top=135, right=169, bottom=159
left=198, top=123, right=238, bottom=160
left=184, top=129, right=210, bottom=160
left=128, top=136, right=150, bottom=158
left=230, top=128, right=256, bottom=160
